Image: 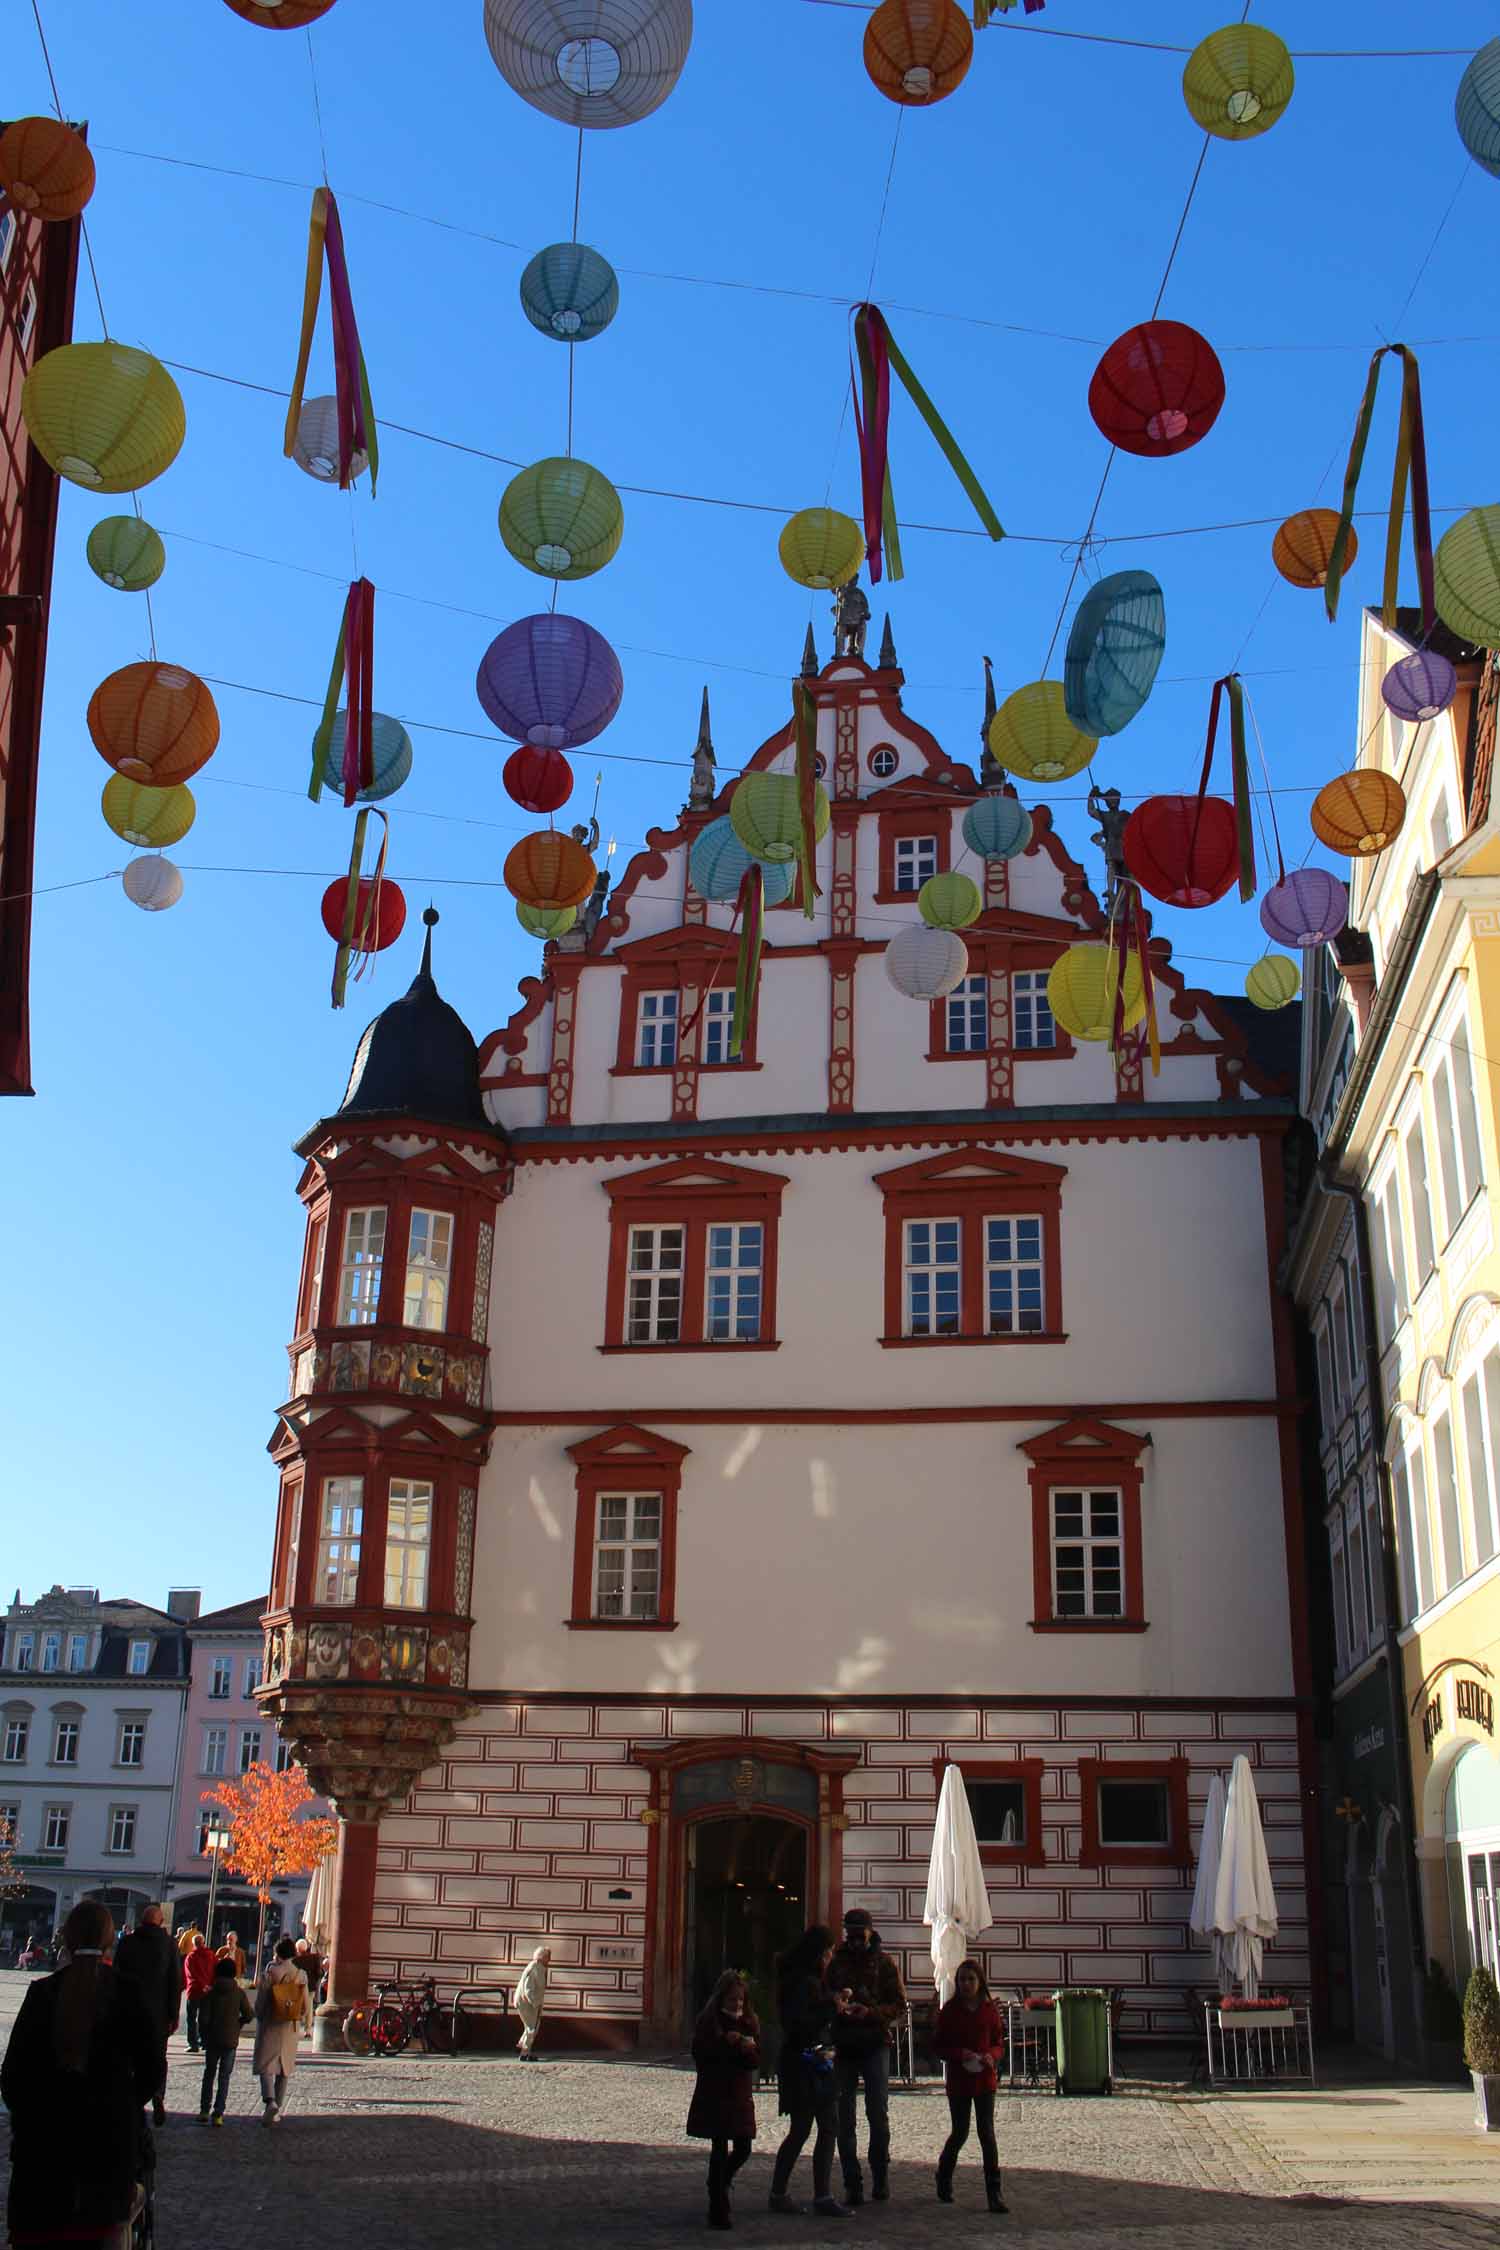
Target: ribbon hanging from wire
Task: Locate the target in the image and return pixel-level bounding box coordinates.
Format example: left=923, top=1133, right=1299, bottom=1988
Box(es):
left=307, top=577, right=376, bottom=806
left=1323, top=343, right=1433, bottom=635
left=852, top=302, right=1004, bottom=584
left=285, top=187, right=380, bottom=494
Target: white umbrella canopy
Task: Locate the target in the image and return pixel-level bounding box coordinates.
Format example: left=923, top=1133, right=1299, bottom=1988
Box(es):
left=1188, top=1771, right=1227, bottom=1986
left=923, top=1765, right=994, bottom=2006
left=1211, top=1756, right=1278, bottom=1997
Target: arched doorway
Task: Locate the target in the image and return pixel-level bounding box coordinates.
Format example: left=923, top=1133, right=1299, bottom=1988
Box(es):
left=686, top=1813, right=808, bottom=2030
left=1444, top=1743, right=1500, bottom=1982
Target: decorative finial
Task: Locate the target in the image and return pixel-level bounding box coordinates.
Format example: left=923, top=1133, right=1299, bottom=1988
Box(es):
left=801, top=622, right=818, bottom=678
left=877, top=613, right=897, bottom=671
left=422, top=905, right=440, bottom=928
left=419, top=903, right=439, bottom=977
left=688, top=687, right=716, bottom=810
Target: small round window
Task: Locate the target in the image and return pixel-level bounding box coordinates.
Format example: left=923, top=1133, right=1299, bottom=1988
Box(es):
left=868, top=746, right=898, bottom=779
left=813, top=752, right=827, bottom=778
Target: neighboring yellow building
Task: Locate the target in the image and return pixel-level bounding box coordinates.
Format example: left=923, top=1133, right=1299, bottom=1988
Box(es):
left=1320, top=609, right=1500, bottom=2009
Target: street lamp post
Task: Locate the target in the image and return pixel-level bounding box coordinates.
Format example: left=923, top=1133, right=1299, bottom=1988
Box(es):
left=203, top=1823, right=232, bottom=1950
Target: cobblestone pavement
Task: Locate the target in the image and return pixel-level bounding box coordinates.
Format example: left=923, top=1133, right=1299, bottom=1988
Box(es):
left=2, top=1977, right=1497, bottom=2248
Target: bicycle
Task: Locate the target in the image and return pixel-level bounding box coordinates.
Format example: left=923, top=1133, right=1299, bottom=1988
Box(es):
left=343, top=1976, right=454, bottom=2057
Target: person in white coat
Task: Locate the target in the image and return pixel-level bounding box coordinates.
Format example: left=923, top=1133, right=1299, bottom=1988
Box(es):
left=515, top=1944, right=551, bottom=2060
left=251, top=1937, right=311, bottom=2123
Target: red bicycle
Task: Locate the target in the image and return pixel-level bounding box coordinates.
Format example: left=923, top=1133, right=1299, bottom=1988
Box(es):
left=343, top=1976, right=454, bottom=2057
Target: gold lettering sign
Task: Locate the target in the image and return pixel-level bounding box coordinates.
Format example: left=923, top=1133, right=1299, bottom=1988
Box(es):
left=1456, top=1678, right=1495, bottom=1735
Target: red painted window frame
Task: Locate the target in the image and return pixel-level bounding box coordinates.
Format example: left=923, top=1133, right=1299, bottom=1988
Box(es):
left=875, top=800, right=952, bottom=904
left=873, top=1148, right=1066, bottom=1346
left=566, top=1424, right=690, bottom=1631
left=291, top=1457, right=458, bottom=1617
left=926, top=936, right=1078, bottom=1065
left=603, top=1156, right=788, bottom=1352
left=1019, top=1417, right=1150, bottom=1632
left=932, top=1757, right=1046, bottom=1869
left=1077, top=1756, right=1189, bottom=1870
left=614, top=940, right=761, bottom=1075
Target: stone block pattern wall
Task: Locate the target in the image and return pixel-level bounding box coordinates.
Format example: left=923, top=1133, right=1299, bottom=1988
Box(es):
left=368, top=1699, right=1308, bottom=2039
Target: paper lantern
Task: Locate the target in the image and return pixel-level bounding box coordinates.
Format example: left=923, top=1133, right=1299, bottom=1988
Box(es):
left=520, top=243, right=619, bottom=341
left=1181, top=25, right=1294, bottom=140
left=22, top=343, right=185, bottom=494
left=1245, top=955, right=1301, bottom=1011
left=1456, top=37, right=1500, bottom=176
left=476, top=613, right=623, bottom=748
left=885, top=923, right=969, bottom=1000
left=988, top=680, right=1096, bottom=784
left=504, top=744, right=574, bottom=814
left=1063, top=569, right=1165, bottom=737
left=483, top=0, right=694, bottom=129
left=1434, top=506, right=1500, bottom=650
left=962, top=794, right=1031, bottom=862
left=224, top=0, right=339, bottom=24
left=1124, top=796, right=1239, bottom=909
left=864, top=0, right=973, bottom=107
left=729, top=771, right=831, bottom=864
left=778, top=508, right=864, bottom=591
left=688, top=818, right=795, bottom=905
left=319, top=712, right=412, bottom=803
left=1381, top=648, right=1457, bottom=722
left=1258, top=868, right=1348, bottom=947
left=292, top=395, right=369, bottom=484
left=0, top=117, right=96, bottom=220
left=86, top=516, right=165, bottom=592
left=1273, top=509, right=1356, bottom=590
left=918, top=872, right=981, bottom=930
left=1310, top=770, right=1406, bottom=857
left=503, top=830, right=597, bottom=911
left=122, top=855, right=184, bottom=912
left=320, top=875, right=407, bottom=950
left=88, top=663, right=220, bottom=785
left=1088, top=322, right=1225, bottom=459
left=1047, top=945, right=1146, bottom=1044
left=500, top=457, right=623, bottom=581
left=518, top=901, right=578, bottom=939
left=102, top=777, right=195, bottom=849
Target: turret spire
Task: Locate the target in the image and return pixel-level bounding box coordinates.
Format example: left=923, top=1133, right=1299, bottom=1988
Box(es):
left=877, top=613, right=897, bottom=671
left=801, top=622, right=818, bottom=678
left=418, top=904, right=438, bottom=981
left=687, top=688, right=716, bottom=810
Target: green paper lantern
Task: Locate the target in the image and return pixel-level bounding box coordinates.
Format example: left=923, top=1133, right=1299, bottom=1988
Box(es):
left=1434, top=505, right=1500, bottom=650
left=1182, top=25, right=1294, bottom=140
left=519, top=242, right=619, bottom=341
left=500, top=456, right=623, bottom=581
left=101, top=774, right=195, bottom=848
left=918, top=872, right=981, bottom=931
left=988, top=680, right=1096, bottom=784
left=517, top=901, right=578, bottom=939
left=1245, top=955, right=1300, bottom=1011
left=778, top=508, right=865, bottom=591
left=86, top=514, right=165, bottom=591
left=729, top=771, right=831, bottom=864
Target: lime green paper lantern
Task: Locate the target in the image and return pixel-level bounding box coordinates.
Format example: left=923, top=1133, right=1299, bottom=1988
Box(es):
left=1182, top=25, right=1294, bottom=140
left=1047, top=944, right=1146, bottom=1044
left=729, top=771, right=831, bottom=864
left=101, top=774, right=195, bottom=848
left=87, top=515, right=165, bottom=591
left=1245, top=955, right=1300, bottom=1011
left=988, top=680, right=1096, bottom=784
left=22, top=342, right=185, bottom=493
left=517, top=900, right=578, bottom=939
left=499, top=456, right=623, bottom=581
left=1434, top=505, right=1500, bottom=650
left=918, top=871, right=981, bottom=931
left=779, top=508, right=865, bottom=591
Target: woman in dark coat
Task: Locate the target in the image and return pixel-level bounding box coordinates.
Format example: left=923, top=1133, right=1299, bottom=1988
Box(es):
left=2, top=1900, right=159, bottom=2242
left=687, top=1971, right=761, bottom=2229
left=768, top=1925, right=848, bottom=2219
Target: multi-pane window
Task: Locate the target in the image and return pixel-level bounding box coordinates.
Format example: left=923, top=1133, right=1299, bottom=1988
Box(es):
left=197, top=1807, right=221, bottom=1855
left=1371, top=1178, right=1409, bottom=1340
left=1432, top=1411, right=1467, bottom=1593
left=1345, top=1492, right=1370, bottom=1661
left=404, top=1209, right=453, bottom=1331
left=108, top=1806, right=137, bottom=1855
left=593, top=1493, right=662, bottom=1620
left=316, top=1477, right=364, bottom=1605
left=40, top=1633, right=61, bottom=1673
left=0, top=1805, right=18, bottom=1845
left=1012, top=972, right=1056, bottom=1052
left=67, top=1634, right=88, bottom=1673
left=1050, top=1488, right=1123, bottom=1618
left=244, top=1657, right=263, bottom=1696
left=1392, top=1449, right=1434, bottom=1621
left=1329, top=1279, right=1353, bottom=1410
left=945, top=975, right=988, bottom=1055
left=384, top=1479, right=433, bottom=1608
left=705, top=1224, right=763, bottom=1342
left=904, top=1219, right=962, bottom=1337
left=985, top=1216, right=1044, bottom=1334
left=42, top=1804, right=69, bottom=1852
left=636, top=991, right=679, bottom=1068
left=1363, top=1481, right=1387, bottom=1633
left=1430, top=1025, right=1484, bottom=1234
left=202, top=1726, right=227, bottom=1777
left=238, top=1728, right=262, bottom=1773
left=117, top=1720, right=145, bottom=1767
left=2, top=1718, right=29, bottom=1762
left=893, top=835, right=938, bottom=892
left=626, top=1225, right=684, bottom=1344
left=1404, top=1122, right=1437, bottom=1284
left=52, top=1720, right=79, bottom=1765
left=701, top=988, right=740, bottom=1066
left=302, top=1214, right=327, bottom=1330
left=1329, top=1515, right=1351, bottom=1675
left=337, top=1206, right=387, bottom=1325
left=275, top=1737, right=295, bottom=1773
left=1460, top=1353, right=1500, bottom=1569
left=12, top=1635, right=34, bottom=1672
left=127, top=1641, right=151, bottom=1677
left=209, top=1657, right=232, bottom=1700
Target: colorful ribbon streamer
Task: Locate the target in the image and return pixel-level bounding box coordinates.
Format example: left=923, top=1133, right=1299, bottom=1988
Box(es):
left=731, top=863, right=765, bottom=1059
left=330, top=806, right=389, bottom=1009
left=307, top=578, right=376, bottom=806
left=1323, top=344, right=1433, bottom=635
left=285, top=187, right=380, bottom=495
left=852, top=303, right=1004, bottom=583
left=1196, top=671, right=1257, bottom=904
left=978, top=2, right=1046, bottom=19
left=792, top=678, right=822, bottom=919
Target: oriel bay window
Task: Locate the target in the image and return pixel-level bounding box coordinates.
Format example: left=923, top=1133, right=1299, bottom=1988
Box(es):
left=404, top=1207, right=453, bottom=1330
left=567, top=1426, right=689, bottom=1631
left=315, top=1476, right=364, bottom=1604
left=384, top=1479, right=433, bottom=1608
left=604, top=1158, right=786, bottom=1351
left=337, top=1206, right=386, bottom=1324
left=1021, top=1418, right=1150, bottom=1632
left=875, top=1148, right=1065, bottom=1345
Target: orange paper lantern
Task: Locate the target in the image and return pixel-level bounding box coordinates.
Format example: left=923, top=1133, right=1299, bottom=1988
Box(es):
left=503, top=830, right=596, bottom=912
left=0, top=117, right=96, bottom=221
left=87, top=663, right=220, bottom=785
left=1309, top=770, right=1407, bottom=857
left=864, top=0, right=973, bottom=107
left=1273, top=509, right=1359, bottom=591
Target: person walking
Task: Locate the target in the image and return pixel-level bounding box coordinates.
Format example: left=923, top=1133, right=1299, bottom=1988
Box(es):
left=932, top=1961, right=1008, bottom=2214
left=197, top=1957, right=253, bottom=2126
left=767, top=1925, right=848, bottom=2219
left=184, top=1931, right=217, bottom=2052
left=113, top=1903, right=184, bottom=2128
left=687, top=1971, right=760, bottom=2230
left=1, top=1901, right=158, bottom=2243
left=251, top=1937, right=311, bottom=2125
left=827, top=1907, right=906, bottom=2205
left=514, top=1943, right=551, bottom=2060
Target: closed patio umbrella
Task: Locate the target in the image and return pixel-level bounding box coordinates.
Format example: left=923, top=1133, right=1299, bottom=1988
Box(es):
left=1211, top=1755, right=1278, bottom=1997
left=923, top=1764, right=993, bottom=2007
left=303, top=1847, right=334, bottom=1948
left=1188, top=1771, right=1227, bottom=1986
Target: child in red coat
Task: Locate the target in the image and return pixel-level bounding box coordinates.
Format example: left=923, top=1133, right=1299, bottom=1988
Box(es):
left=932, top=1961, right=1008, bottom=2214
left=687, top=1971, right=761, bottom=2230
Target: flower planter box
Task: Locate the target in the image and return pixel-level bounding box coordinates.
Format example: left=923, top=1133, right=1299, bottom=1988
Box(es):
left=1217, top=2007, right=1294, bottom=2030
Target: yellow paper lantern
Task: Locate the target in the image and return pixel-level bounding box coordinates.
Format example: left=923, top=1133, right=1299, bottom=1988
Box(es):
left=22, top=343, right=185, bottom=495
left=1182, top=25, right=1294, bottom=140
left=988, top=681, right=1096, bottom=784
left=1245, top=955, right=1300, bottom=1011
left=499, top=457, right=623, bottom=581
left=1309, top=770, right=1407, bottom=857
left=1046, top=944, right=1146, bottom=1044
left=918, top=872, right=981, bottom=930
left=0, top=116, right=96, bottom=220
left=778, top=509, right=865, bottom=591
left=101, top=776, right=196, bottom=848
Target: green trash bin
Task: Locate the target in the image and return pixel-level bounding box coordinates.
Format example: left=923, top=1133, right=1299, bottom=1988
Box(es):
left=1053, top=1987, right=1111, bottom=2096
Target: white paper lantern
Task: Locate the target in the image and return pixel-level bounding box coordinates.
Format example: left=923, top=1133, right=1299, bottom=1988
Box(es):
left=291, top=395, right=368, bottom=484
left=122, top=854, right=183, bottom=912
left=483, top=0, right=694, bottom=129
left=885, top=923, right=968, bottom=1000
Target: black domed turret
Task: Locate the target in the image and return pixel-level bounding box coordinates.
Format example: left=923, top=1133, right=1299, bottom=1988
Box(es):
left=336, top=909, right=487, bottom=1127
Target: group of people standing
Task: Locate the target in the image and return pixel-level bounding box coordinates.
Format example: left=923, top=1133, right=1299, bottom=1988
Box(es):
left=688, top=1906, right=1010, bottom=2228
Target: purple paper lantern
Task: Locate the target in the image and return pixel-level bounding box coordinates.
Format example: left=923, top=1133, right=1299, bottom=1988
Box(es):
left=1381, top=648, right=1457, bottom=724
left=1259, top=868, right=1349, bottom=948
left=476, top=612, right=623, bottom=749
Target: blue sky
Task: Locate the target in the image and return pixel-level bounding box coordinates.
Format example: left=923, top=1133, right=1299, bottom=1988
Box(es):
left=10, top=1, right=1499, bottom=1611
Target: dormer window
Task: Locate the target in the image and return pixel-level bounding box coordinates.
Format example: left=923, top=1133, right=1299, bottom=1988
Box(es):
left=12, top=1635, right=34, bottom=1673
left=636, top=991, right=678, bottom=1068
left=127, top=1641, right=151, bottom=1677
left=893, top=835, right=938, bottom=892
left=40, top=1634, right=60, bottom=1674
left=67, top=1634, right=89, bottom=1672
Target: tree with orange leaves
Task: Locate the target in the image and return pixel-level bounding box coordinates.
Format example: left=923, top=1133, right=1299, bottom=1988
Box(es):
left=203, top=1761, right=337, bottom=1978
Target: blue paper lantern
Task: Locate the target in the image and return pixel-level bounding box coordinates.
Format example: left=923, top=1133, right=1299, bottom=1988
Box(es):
left=1063, top=569, right=1166, bottom=738
left=1456, top=38, right=1500, bottom=176
left=689, top=816, right=794, bottom=905
left=318, top=710, right=413, bottom=802
left=519, top=242, right=620, bottom=342
left=962, top=794, right=1032, bottom=862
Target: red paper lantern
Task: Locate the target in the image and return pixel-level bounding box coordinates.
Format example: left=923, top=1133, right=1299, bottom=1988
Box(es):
left=1123, top=795, right=1240, bottom=908
left=224, top=0, right=338, bottom=26
left=1088, top=321, right=1225, bottom=459
left=503, top=743, right=574, bottom=815
left=320, top=875, right=406, bottom=951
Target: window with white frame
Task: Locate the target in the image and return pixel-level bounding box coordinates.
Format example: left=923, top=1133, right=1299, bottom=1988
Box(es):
left=275, top=1737, right=295, bottom=1773
left=1050, top=1488, right=1124, bottom=1618
left=404, top=1208, right=453, bottom=1331
left=384, top=1479, right=433, bottom=1608
left=626, top=1225, right=684, bottom=1344
left=11, top=1635, right=34, bottom=1673
left=337, top=1206, right=386, bottom=1324
left=127, top=1641, right=151, bottom=1677
left=0, top=1804, right=18, bottom=1845
left=903, top=1218, right=962, bottom=1337
left=1371, top=1175, right=1409, bottom=1341
left=985, top=1216, right=1044, bottom=1334
left=635, top=990, right=679, bottom=1068
left=1012, top=971, right=1056, bottom=1052
left=117, top=1719, right=145, bottom=1767
left=40, top=1633, right=60, bottom=1674
left=202, top=1726, right=227, bottom=1777
left=1315, top=1323, right=1336, bottom=1432
left=1430, top=1021, right=1485, bottom=1235
left=108, top=1806, right=137, bottom=1855
left=2, top=1716, right=29, bottom=1762
left=42, top=1804, right=69, bottom=1852
left=700, top=987, right=740, bottom=1066
left=315, top=1477, right=364, bottom=1605
left=1329, top=1274, right=1354, bottom=1411
left=1404, top=1119, right=1437, bottom=1285
left=704, top=1224, right=763, bottom=1342
left=593, top=1493, right=662, bottom=1620
left=1339, top=1257, right=1364, bottom=1387
left=1392, top=1446, right=1434, bottom=1621
left=1329, top=1512, right=1351, bottom=1675
left=1430, top=791, right=1453, bottom=861
left=945, top=974, right=988, bottom=1054
left=196, top=1806, right=221, bottom=1855
left=67, top=1634, right=88, bottom=1672
left=209, top=1656, right=232, bottom=1700
left=1459, top=1350, right=1500, bottom=1569
left=244, top=1656, right=263, bottom=1696
left=0, top=209, right=16, bottom=275
left=893, top=834, right=938, bottom=892
left=1432, top=1408, right=1467, bottom=1594
left=238, top=1727, right=262, bottom=1773
left=51, top=1719, right=79, bottom=1765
